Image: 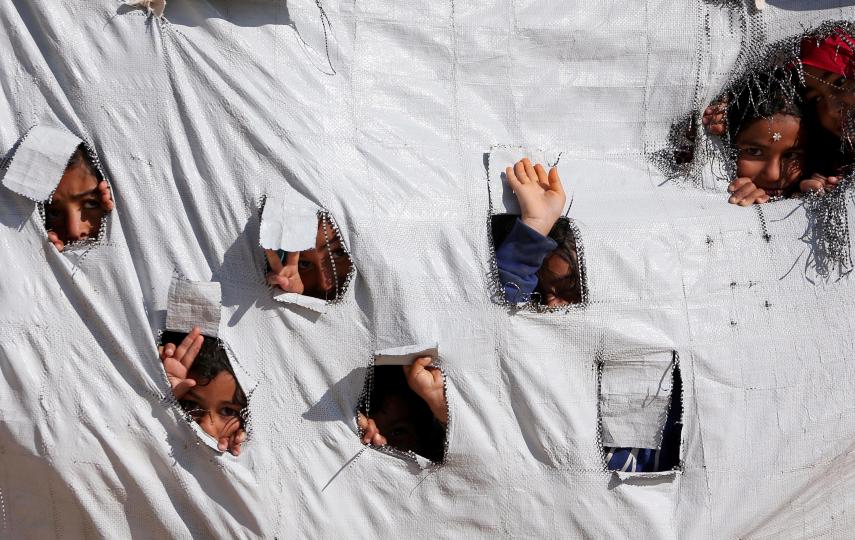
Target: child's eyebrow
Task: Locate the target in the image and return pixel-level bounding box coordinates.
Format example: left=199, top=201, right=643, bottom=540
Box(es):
left=70, top=187, right=100, bottom=199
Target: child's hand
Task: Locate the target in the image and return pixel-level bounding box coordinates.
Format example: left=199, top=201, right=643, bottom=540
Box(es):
left=357, top=412, right=387, bottom=446
left=702, top=100, right=728, bottom=136
left=505, top=158, right=566, bottom=237
left=47, top=231, right=66, bottom=252
left=159, top=326, right=203, bottom=399
left=728, top=177, right=770, bottom=206
left=265, top=250, right=304, bottom=294
left=800, top=173, right=840, bottom=194
left=98, top=180, right=115, bottom=213
left=403, top=357, right=447, bottom=425
left=217, top=417, right=247, bottom=457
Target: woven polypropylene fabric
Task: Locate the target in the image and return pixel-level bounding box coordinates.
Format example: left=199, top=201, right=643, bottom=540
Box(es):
left=1, top=1, right=854, bottom=538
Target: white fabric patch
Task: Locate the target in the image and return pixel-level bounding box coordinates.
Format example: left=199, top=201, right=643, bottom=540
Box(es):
left=272, top=290, right=328, bottom=314
left=2, top=126, right=82, bottom=202
left=487, top=146, right=567, bottom=215
left=125, top=0, right=166, bottom=18
left=600, top=351, right=675, bottom=449
left=165, top=277, right=222, bottom=337
left=374, top=343, right=439, bottom=367
left=259, top=192, right=321, bottom=253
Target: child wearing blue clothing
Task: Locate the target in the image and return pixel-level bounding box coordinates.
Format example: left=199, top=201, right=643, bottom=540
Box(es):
left=495, top=158, right=679, bottom=473
left=493, top=158, right=581, bottom=307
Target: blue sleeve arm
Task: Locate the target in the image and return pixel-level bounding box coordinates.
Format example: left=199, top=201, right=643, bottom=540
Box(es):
left=495, top=219, right=557, bottom=303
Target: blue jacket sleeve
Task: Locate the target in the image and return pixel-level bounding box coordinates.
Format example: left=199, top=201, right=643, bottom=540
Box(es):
left=495, top=219, right=557, bottom=303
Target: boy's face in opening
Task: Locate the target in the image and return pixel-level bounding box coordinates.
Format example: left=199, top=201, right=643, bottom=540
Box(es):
left=537, top=251, right=578, bottom=307
left=371, top=394, right=421, bottom=454
left=803, top=65, right=855, bottom=138
left=45, top=161, right=105, bottom=246
left=734, top=113, right=805, bottom=197
left=298, top=220, right=352, bottom=300
left=179, top=371, right=243, bottom=441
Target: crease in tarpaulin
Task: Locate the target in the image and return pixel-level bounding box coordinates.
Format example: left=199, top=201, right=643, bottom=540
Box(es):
left=357, top=344, right=449, bottom=468
left=124, top=0, right=166, bottom=18
left=599, top=351, right=675, bottom=450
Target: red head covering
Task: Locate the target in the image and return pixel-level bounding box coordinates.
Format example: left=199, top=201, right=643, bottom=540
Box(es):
left=801, top=29, right=855, bottom=78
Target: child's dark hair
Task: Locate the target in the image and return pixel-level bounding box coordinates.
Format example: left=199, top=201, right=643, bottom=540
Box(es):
left=66, top=144, right=103, bottom=182
left=727, top=73, right=803, bottom=141
left=540, top=217, right=583, bottom=305
left=160, top=331, right=248, bottom=413
left=491, top=214, right=582, bottom=305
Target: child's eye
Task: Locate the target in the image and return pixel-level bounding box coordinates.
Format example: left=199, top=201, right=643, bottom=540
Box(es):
left=298, top=260, right=313, bottom=270
left=178, top=400, right=206, bottom=420
left=218, top=407, right=241, bottom=418
left=739, top=147, right=763, bottom=157
left=332, top=248, right=347, bottom=259
left=784, top=151, right=804, bottom=161
left=83, top=199, right=101, bottom=210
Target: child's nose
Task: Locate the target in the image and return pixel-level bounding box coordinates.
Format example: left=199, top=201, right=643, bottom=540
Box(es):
left=197, top=413, right=222, bottom=439
left=64, top=213, right=90, bottom=241
left=761, top=159, right=782, bottom=182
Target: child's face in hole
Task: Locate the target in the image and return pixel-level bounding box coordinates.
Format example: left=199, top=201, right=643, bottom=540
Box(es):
left=371, top=393, right=421, bottom=453
left=803, top=65, right=855, bottom=138
left=178, top=371, right=244, bottom=441
left=297, top=220, right=352, bottom=299
left=734, top=113, right=805, bottom=197
left=45, top=161, right=105, bottom=246
left=537, top=252, right=577, bottom=307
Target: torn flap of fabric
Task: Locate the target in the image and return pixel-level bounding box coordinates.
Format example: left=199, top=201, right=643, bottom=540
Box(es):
left=272, top=290, right=328, bottom=314
left=487, top=146, right=568, bottom=216
left=165, top=277, right=222, bottom=337
left=374, top=343, right=439, bottom=367
left=259, top=192, right=321, bottom=253
left=600, top=351, right=674, bottom=449
left=2, top=126, right=82, bottom=202
left=124, top=0, right=166, bottom=17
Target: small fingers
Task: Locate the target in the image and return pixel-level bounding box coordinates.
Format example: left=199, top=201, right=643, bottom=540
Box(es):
left=172, top=378, right=196, bottom=398
left=505, top=166, right=521, bottom=192
left=514, top=160, right=529, bottom=185
left=522, top=158, right=537, bottom=184
left=47, top=231, right=65, bottom=252
left=547, top=166, right=565, bottom=196
left=533, top=163, right=549, bottom=186
left=265, top=249, right=284, bottom=273
left=98, top=181, right=115, bottom=211
left=161, top=342, right=176, bottom=360
left=800, top=179, right=826, bottom=193
left=727, top=177, right=752, bottom=193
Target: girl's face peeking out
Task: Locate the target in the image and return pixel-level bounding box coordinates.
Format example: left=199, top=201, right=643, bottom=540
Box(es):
left=803, top=65, right=855, bottom=138
left=537, top=252, right=578, bottom=307
left=734, top=113, right=806, bottom=197
left=179, top=370, right=244, bottom=441
left=298, top=220, right=352, bottom=299
left=45, top=150, right=107, bottom=247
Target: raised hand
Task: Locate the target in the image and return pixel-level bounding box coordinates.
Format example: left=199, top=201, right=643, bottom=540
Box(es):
left=357, top=412, right=387, bottom=446
left=702, top=100, right=728, bottom=136
left=265, top=249, right=305, bottom=294
left=505, top=158, right=566, bottom=236
left=800, top=173, right=840, bottom=194
left=403, top=356, right=447, bottom=425
left=728, top=177, right=770, bottom=206
left=159, top=326, right=203, bottom=399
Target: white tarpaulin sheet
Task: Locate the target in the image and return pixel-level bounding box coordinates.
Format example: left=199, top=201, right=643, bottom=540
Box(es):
left=1, top=0, right=855, bottom=538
